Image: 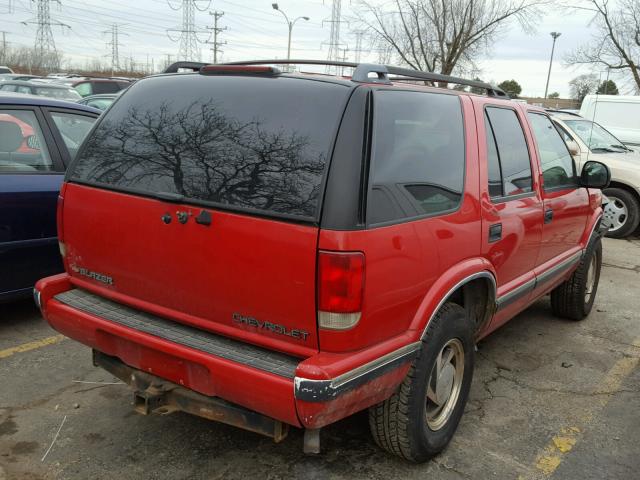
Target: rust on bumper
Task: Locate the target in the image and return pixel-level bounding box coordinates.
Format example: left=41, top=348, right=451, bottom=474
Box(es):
left=94, top=350, right=289, bottom=443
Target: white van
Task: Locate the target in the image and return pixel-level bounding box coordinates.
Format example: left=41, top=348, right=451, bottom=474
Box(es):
left=579, top=95, right=640, bottom=146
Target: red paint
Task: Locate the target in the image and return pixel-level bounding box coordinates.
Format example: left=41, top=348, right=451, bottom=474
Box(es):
left=36, top=88, right=601, bottom=434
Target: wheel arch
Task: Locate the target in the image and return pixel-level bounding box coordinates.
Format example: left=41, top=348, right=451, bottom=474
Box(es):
left=409, top=260, right=497, bottom=341
left=607, top=180, right=640, bottom=205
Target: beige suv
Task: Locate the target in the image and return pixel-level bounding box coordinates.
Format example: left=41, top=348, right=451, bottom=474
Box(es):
left=550, top=111, right=640, bottom=238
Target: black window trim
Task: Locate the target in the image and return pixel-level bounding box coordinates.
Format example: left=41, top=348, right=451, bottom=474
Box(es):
left=0, top=104, right=66, bottom=175
left=66, top=75, right=355, bottom=226
left=527, top=111, right=579, bottom=193
left=483, top=104, right=536, bottom=204
left=365, top=88, right=467, bottom=229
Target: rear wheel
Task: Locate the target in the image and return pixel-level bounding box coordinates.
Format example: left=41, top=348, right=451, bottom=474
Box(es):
left=550, top=236, right=602, bottom=321
left=603, top=187, right=640, bottom=238
left=369, top=303, right=474, bottom=463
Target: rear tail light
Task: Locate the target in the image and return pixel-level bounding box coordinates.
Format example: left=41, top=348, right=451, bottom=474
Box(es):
left=317, top=251, right=364, bottom=330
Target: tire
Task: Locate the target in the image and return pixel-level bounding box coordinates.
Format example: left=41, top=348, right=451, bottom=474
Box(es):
left=602, top=187, right=640, bottom=239
left=368, top=303, right=474, bottom=463
left=550, top=236, right=602, bottom=321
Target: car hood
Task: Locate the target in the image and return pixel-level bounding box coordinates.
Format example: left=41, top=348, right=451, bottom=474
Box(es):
left=588, top=149, right=640, bottom=189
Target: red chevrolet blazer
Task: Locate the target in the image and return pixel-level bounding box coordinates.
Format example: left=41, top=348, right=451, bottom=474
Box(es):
left=35, top=61, right=610, bottom=462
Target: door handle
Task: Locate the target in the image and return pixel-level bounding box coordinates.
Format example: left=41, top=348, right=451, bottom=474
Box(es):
left=489, top=223, right=502, bottom=242
left=544, top=209, right=554, bottom=224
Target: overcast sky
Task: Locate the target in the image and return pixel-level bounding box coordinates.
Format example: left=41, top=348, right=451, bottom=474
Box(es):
left=0, top=0, right=630, bottom=96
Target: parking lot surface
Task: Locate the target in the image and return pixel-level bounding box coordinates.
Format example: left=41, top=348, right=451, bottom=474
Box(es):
left=1, top=237, right=639, bottom=480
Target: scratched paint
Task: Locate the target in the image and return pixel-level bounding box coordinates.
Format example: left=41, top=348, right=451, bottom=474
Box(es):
left=0, top=335, right=65, bottom=359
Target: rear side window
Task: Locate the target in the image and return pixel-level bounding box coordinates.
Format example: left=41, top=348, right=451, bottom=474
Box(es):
left=484, top=107, right=533, bottom=198
left=0, top=110, right=53, bottom=173
left=368, top=91, right=465, bottom=224
left=92, top=82, right=120, bottom=94
left=74, top=82, right=92, bottom=97
left=528, top=113, right=576, bottom=190
left=68, top=75, right=350, bottom=220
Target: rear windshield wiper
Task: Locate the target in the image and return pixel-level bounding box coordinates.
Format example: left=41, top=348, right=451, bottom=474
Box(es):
left=152, top=191, right=185, bottom=203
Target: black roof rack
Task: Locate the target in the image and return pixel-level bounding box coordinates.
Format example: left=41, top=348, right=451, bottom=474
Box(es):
left=222, top=59, right=508, bottom=98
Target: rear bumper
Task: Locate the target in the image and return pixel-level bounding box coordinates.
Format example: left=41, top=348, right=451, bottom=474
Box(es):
left=35, top=274, right=417, bottom=429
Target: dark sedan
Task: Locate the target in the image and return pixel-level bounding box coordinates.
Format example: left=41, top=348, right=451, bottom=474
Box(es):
left=0, top=93, right=100, bottom=301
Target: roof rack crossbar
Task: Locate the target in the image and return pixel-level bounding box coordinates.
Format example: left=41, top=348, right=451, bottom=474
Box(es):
left=171, top=59, right=507, bottom=97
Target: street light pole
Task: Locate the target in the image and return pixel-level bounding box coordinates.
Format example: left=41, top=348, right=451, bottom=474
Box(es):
left=544, top=32, right=561, bottom=99
left=272, top=3, right=309, bottom=61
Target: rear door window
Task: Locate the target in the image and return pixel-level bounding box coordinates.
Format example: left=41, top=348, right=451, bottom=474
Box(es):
left=0, top=109, right=53, bottom=172
left=368, top=90, right=465, bottom=225
left=49, top=112, right=96, bottom=161
left=528, top=113, right=577, bottom=190
left=484, top=107, right=533, bottom=198
left=68, top=75, right=350, bottom=221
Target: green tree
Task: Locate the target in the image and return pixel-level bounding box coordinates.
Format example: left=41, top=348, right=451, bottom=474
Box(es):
left=498, top=79, right=522, bottom=97
left=548, top=92, right=560, bottom=98
left=596, top=80, right=619, bottom=95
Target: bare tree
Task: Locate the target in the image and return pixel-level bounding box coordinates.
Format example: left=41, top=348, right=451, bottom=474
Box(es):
left=566, top=0, right=640, bottom=91
left=569, top=73, right=599, bottom=105
left=355, top=0, right=546, bottom=75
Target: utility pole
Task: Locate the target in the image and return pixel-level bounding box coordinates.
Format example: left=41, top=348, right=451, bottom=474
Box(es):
left=167, top=0, right=210, bottom=61
left=544, top=32, right=561, bottom=99
left=206, top=11, right=227, bottom=63
left=104, top=23, right=127, bottom=76
left=21, top=0, right=70, bottom=71
left=353, top=30, right=365, bottom=64
left=339, top=47, right=348, bottom=76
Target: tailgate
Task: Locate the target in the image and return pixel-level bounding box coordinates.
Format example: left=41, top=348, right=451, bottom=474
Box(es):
left=63, top=183, right=320, bottom=355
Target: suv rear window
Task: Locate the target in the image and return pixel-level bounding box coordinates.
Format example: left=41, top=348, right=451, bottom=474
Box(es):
left=69, top=75, right=349, bottom=220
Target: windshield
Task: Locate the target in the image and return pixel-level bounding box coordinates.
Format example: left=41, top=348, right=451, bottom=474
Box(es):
left=68, top=74, right=350, bottom=221
left=564, top=119, right=626, bottom=152
left=33, top=86, right=82, bottom=101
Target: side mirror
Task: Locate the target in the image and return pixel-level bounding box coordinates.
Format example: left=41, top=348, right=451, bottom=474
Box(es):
left=580, top=161, right=611, bottom=189
left=566, top=139, right=580, bottom=156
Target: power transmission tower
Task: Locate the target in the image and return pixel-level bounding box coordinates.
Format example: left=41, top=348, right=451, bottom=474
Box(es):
left=21, top=0, right=69, bottom=71
left=323, top=0, right=347, bottom=74
left=167, top=0, right=210, bottom=61
left=103, top=23, right=127, bottom=76
left=206, top=11, right=227, bottom=63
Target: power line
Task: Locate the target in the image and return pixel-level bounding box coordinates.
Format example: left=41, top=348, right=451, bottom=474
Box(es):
left=206, top=10, right=227, bottom=63
left=353, top=30, right=365, bottom=64
left=167, top=0, right=210, bottom=61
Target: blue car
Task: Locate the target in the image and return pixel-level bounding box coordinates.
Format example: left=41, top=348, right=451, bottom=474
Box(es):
left=0, top=93, right=100, bottom=301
